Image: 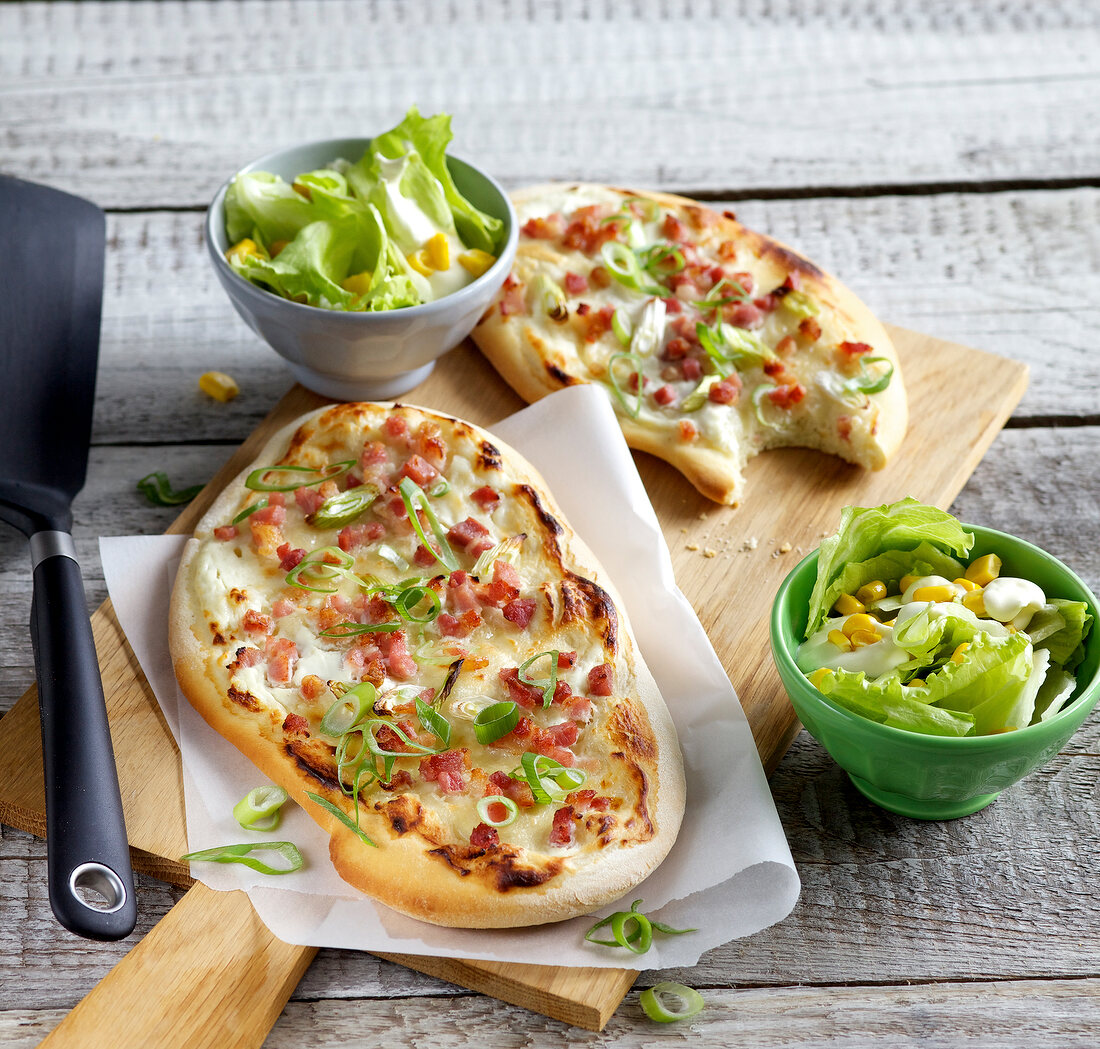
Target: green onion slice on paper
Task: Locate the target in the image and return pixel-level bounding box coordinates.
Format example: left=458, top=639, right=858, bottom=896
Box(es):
left=639, top=983, right=705, bottom=1023
left=584, top=899, right=695, bottom=954
left=232, top=785, right=289, bottom=831
left=180, top=841, right=304, bottom=875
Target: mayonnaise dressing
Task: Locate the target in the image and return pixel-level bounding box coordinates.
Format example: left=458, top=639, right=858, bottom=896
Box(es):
left=981, top=576, right=1046, bottom=630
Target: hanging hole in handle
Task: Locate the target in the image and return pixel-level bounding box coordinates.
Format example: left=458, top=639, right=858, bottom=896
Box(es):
left=68, top=862, right=128, bottom=913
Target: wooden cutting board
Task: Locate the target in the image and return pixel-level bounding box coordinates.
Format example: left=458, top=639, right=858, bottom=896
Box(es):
left=0, top=325, right=1027, bottom=1044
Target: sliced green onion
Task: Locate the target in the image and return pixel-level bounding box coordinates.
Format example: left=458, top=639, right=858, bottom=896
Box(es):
left=695, top=277, right=752, bottom=311
left=415, top=697, right=452, bottom=748
left=136, top=471, right=204, bottom=507
left=600, top=242, right=663, bottom=296
left=231, top=498, right=268, bottom=525
left=473, top=701, right=520, bottom=745
left=637, top=243, right=685, bottom=278
left=584, top=900, right=695, bottom=954
left=532, top=273, right=568, bottom=321
left=320, top=681, right=376, bottom=737
left=696, top=322, right=733, bottom=378
left=608, top=352, right=644, bottom=418
left=244, top=460, right=355, bottom=493
left=285, top=545, right=356, bottom=593
left=375, top=543, right=410, bottom=571
left=477, top=795, right=519, bottom=828
left=429, top=478, right=450, bottom=497
left=180, top=841, right=303, bottom=875
left=304, top=791, right=377, bottom=848
left=611, top=308, right=633, bottom=347
left=471, top=533, right=526, bottom=578
left=752, top=383, right=778, bottom=426
left=320, top=620, right=405, bottom=637
left=639, top=983, right=705, bottom=1023
left=780, top=289, right=819, bottom=319
left=844, top=355, right=894, bottom=397
left=515, top=751, right=586, bottom=804
left=308, top=484, right=380, bottom=529
left=679, top=375, right=724, bottom=412
left=393, top=583, right=441, bottom=624
left=232, top=785, right=289, bottom=831
left=518, top=650, right=560, bottom=708
left=398, top=477, right=459, bottom=572
left=623, top=196, right=661, bottom=223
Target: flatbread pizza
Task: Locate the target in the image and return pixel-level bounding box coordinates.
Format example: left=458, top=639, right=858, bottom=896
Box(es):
left=471, top=184, right=907, bottom=505
left=170, top=401, right=685, bottom=927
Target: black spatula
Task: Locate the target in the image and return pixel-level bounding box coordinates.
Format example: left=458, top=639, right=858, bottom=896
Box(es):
left=0, top=176, right=137, bottom=940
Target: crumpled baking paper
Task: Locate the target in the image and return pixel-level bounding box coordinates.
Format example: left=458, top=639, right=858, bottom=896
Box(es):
left=101, top=384, right=799, bottom=968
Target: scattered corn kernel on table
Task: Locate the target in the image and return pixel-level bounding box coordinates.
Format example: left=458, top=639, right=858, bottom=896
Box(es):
left=3, top=2, right=1100, bottom=1046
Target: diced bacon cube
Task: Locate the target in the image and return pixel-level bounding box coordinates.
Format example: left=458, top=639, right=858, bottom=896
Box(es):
left=679, top=420, right=698, bottom=442
left=264, top=636, right=299, bottom=685
left=242, top=609, right=273, bottom=636
left=502, top=598, right=537, bottom=629
left=282, top=712, right=310, bottom=735
left=338, top=521, right=385, bottom=551
left=229, top=646, right=263, bottom=670
left=487, top=770, right=534, bottom=807
left=549, top=806, right=576, bottom=847
left=294, top=486, right=325, bottom=514
left=682, top=357, right=703, bottom=381
left=414, top=542, right=440, bottom=567
left=548, top=721, right=579, bottom=748
left=299, top=675, right=326, bottom=701
left=380, top=631, right=418, bottom=680
left=437, top=610, right=482, bottom=637
left=726, top=301, right=762, bottom=328
left=447, top=569, right=481, bottom=612
left=557, top=651, right=577, bottom=669
left=272, top=598, right=296, bottom=618
left=397, top=454, right=439, bottom=487
left=767, top=383, right=807, bottom=409
left=563, top=271, right=588, bottom=294
left=499, top=667, right=544, bottom=710
left=276, top=543, right=306, bottom=571
left=420, top=749, right=469, bottom=794
left=470, top=822, right=500, bottom=849
left=470, top=485, right=500, bottom=510
left=662, top=213, right=688, bottom=242
left=383, top=415, right=409, bottom=440
left=385, top=769, right=414, bottom=791
left=521, top=213, right=565, bottom=239
left=214, top=524, right=238, bottom=541
left=565, top=695, right=593, bottom=723
left=708, top=378, right=741, bottom=405
left=588, top=663, right=614, bottom=697
left=447, top=517, right=494, bottom=556
left=250, top=504, right=286, bottom=526
left=414, top=421, right=448, bottom=470
left=653, top=384, right=677, bottom=407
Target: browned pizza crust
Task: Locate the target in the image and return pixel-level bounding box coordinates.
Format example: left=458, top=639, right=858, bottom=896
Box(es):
left=471, top=183, right=908, bottom=505
left=170, top=402, right=685, bottom=927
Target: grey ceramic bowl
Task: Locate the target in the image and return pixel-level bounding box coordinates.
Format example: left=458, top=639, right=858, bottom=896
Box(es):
left=206, top=137, right=518, bottom=400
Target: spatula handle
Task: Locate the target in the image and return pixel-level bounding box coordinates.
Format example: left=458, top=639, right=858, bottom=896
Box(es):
left=30, top=533, right=137, bottom=940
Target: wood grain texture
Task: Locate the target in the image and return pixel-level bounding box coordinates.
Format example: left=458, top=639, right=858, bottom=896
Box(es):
left=2, top=1, right=1098, bottom=205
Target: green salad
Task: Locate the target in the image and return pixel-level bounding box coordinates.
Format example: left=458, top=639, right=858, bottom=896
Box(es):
left=797, top=498, right=1093, bottom=737
left=223, top=107, right=504, bottom=311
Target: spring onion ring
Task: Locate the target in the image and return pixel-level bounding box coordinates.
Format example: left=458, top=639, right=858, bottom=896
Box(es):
left=232, top=784, right=289, bottom=831
left=308, top=484, right=380, bottom=528
left=415, top=697, right=452, bottom=747
left=398, top=477, right=459, bottom=572
left=517, top=650, right=560, bottom=708
left=611, top=308, right=633, bottom=347
left=245, top=459, right=355, bottom=492
left=639, top=983, right=705, bottom=1023
left=231, top=498, right=268, bottom=524
left=285, top=546, right=356, bottom=593
left=320, top=682, right=376, bottom=737
left=477, top=795, right=519, bottom=828
left=180, top=841, right=304, bottom=875
left=514, top=751, right=586, bottom=804
left=584, top=899, right=695, bottom=954
left=473, top=701, right=520, bottom=745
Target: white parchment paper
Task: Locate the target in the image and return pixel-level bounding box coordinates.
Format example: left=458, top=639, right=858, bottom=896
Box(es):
left=101, top=385, right=799, bottom=968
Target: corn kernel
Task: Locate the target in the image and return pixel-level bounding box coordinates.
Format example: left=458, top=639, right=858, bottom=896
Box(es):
left=950, top=643, right=970, bottom=664
left=961, top=589, right=988, bottom=617
left=226, top=238, right=262, bottom=264
left=842, top=613, right=881, bottom=638
left=340, top=271, right=374, bottom=296
left=856, top=580, right=887, bottom=605
left=899, top=573, right=920, bottom=594
left=965, top=553, right=1002, bottom=587
left=849, top=629, right=881, bottom=648
left=828, top=629, right=853, bottom=652
left=425, top=232, right=450, bottom=270
left=912, top=585, right=957, bottom=603
left=832, top=593, right=865, bottom=616
left=198, top=370, right=239, bottom=403
left=291, top=180, right=313, bottom=200
left=953, top=577, right=980, bottom=592
left=458, top=249, right=496, bottom=277
left=907, top=677, right=925, bottom=688
left=807, top=667, right=834, bottom=690
left=269, top=239, right=289, bottom=257
left=407, top=250, right=435, bottom=277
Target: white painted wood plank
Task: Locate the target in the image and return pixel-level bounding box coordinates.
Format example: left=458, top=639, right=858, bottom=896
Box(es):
left=75, top=188, right=1100, bottom=451
left=2, top=1, right=1098, bottom=206
left=7, top=978, right=1100, bottom=1049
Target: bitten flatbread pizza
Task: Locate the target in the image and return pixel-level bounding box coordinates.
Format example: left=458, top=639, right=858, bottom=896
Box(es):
left=471, top=184, right=907, bottom=505
left=169, top=402, right=685, bottom=928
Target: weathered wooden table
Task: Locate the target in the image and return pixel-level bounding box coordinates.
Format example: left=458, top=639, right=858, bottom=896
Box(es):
left=3, top=2, right=1099, bottom=1045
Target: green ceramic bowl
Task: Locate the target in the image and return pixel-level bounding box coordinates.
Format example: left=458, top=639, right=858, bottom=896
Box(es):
left=770, top=524, right=1100, bottom=819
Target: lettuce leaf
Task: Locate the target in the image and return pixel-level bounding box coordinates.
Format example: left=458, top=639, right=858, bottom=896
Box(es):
left=1033, top=667, right=1078, bottom=722
left=366, top=106, right=503, bottom=254
left=225, top=171, right=316, bottom=246
left=818, top=670, right=975, bottom=737
left=1035, top=599, right=1093, bottom=671
left=807, top=498, right=974, bottom=636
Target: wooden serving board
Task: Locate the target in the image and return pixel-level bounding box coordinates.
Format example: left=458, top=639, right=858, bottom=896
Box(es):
left=0, top=325, right=1027, bottom=1045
